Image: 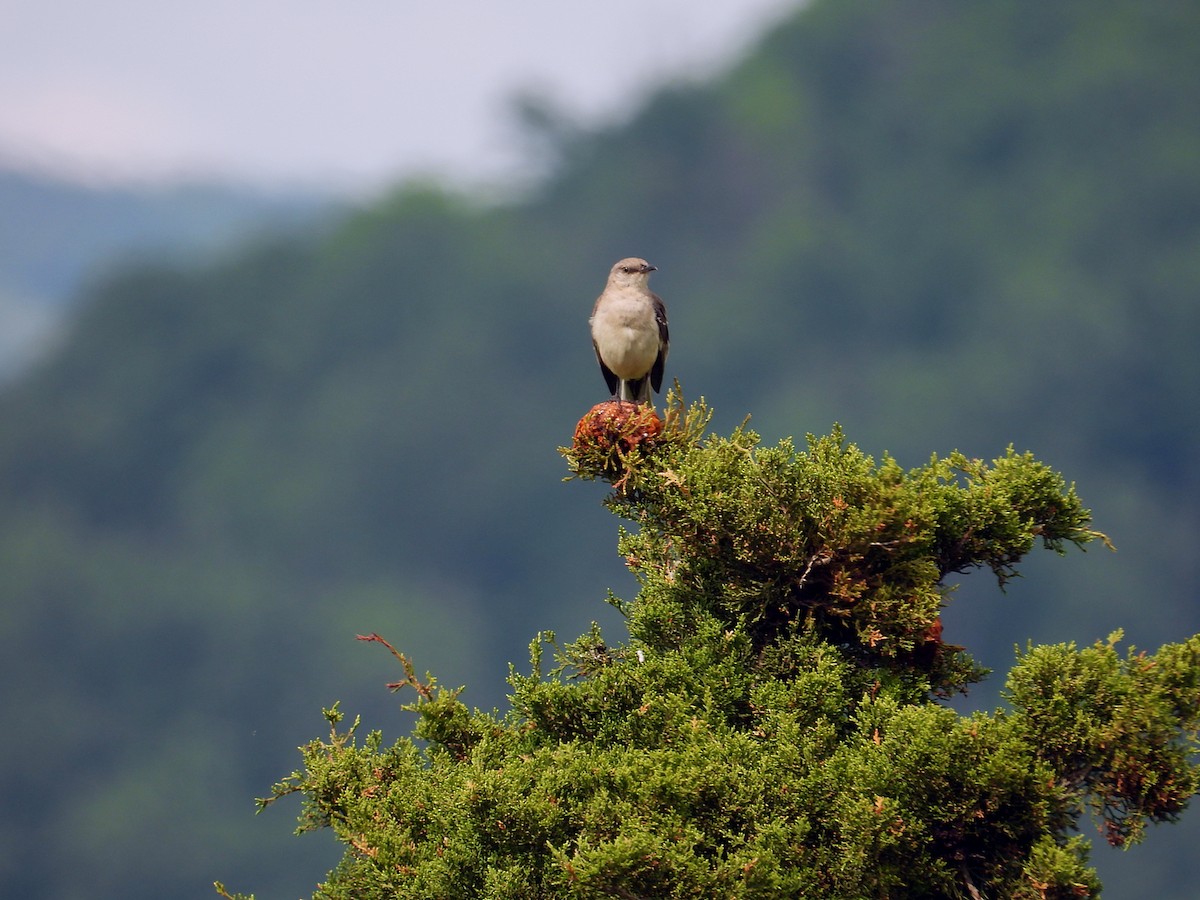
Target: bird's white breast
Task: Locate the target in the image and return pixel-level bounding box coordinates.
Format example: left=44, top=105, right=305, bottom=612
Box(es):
left=590, top=291, right=660, bottom=378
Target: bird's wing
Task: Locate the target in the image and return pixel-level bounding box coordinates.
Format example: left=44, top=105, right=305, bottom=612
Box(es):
left=650, top=293, right=669, bottom=393
left=593, top=340, right=620, bottom=396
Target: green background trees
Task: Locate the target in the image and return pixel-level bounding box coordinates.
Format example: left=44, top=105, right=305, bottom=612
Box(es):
left=2, top=0, right=1199, bottom=896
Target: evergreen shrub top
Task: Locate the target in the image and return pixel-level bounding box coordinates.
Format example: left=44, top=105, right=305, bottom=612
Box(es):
left=228, top=392, right=1200, bottom=900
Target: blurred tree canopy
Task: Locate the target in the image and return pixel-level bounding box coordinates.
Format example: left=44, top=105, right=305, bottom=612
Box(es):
left=1, top=0, right=1198, bottom=897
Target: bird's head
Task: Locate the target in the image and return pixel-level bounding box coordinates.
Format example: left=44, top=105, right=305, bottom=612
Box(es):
left=608, top=257, right=657, bottom=287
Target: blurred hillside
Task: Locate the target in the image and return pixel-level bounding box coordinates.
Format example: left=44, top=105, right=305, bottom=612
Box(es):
left=0, top=167, right=330, bottom=379
left=2, top=1, right=1199, bottom=897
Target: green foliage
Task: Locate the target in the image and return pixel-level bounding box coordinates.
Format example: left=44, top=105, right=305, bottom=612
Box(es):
left=1007, top=631, right=1200, bottom=847
left=603, top=393, right=1100, bottom=697
left=245, top=412, right=1197, bottom=898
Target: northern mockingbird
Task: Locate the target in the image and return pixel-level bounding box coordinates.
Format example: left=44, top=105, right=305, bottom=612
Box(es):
left=589, top=257, right=669, bottom=404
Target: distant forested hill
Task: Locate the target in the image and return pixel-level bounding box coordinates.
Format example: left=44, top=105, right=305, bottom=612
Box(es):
left=0, top=167, right=329, bottom=378
left=2, top=1, right=1198, bottom=897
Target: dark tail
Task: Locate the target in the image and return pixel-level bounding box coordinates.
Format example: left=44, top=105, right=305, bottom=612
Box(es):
left=619, top=377, right=652, bottom=404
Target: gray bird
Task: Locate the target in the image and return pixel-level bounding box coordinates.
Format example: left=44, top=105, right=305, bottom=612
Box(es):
left=589, top=257, right=669, bottom=404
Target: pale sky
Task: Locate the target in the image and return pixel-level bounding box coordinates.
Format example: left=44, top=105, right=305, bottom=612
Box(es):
left=1, top=0, right=799, bottom=193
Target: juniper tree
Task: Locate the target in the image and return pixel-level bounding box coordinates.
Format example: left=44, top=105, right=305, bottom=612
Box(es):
left=223, top=392, right=1200, bottom=899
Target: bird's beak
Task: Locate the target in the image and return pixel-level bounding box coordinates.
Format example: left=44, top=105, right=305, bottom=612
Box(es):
left=646, top=265, right=658, bottom=273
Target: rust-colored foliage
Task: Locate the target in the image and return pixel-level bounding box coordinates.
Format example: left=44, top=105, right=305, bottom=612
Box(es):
left=569, top=401, right=663, bottom=483
left=574, top=400, right=663, bottom=452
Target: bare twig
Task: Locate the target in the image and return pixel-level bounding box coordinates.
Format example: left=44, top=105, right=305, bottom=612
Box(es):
left=356, top=633, right=435, bottom=700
